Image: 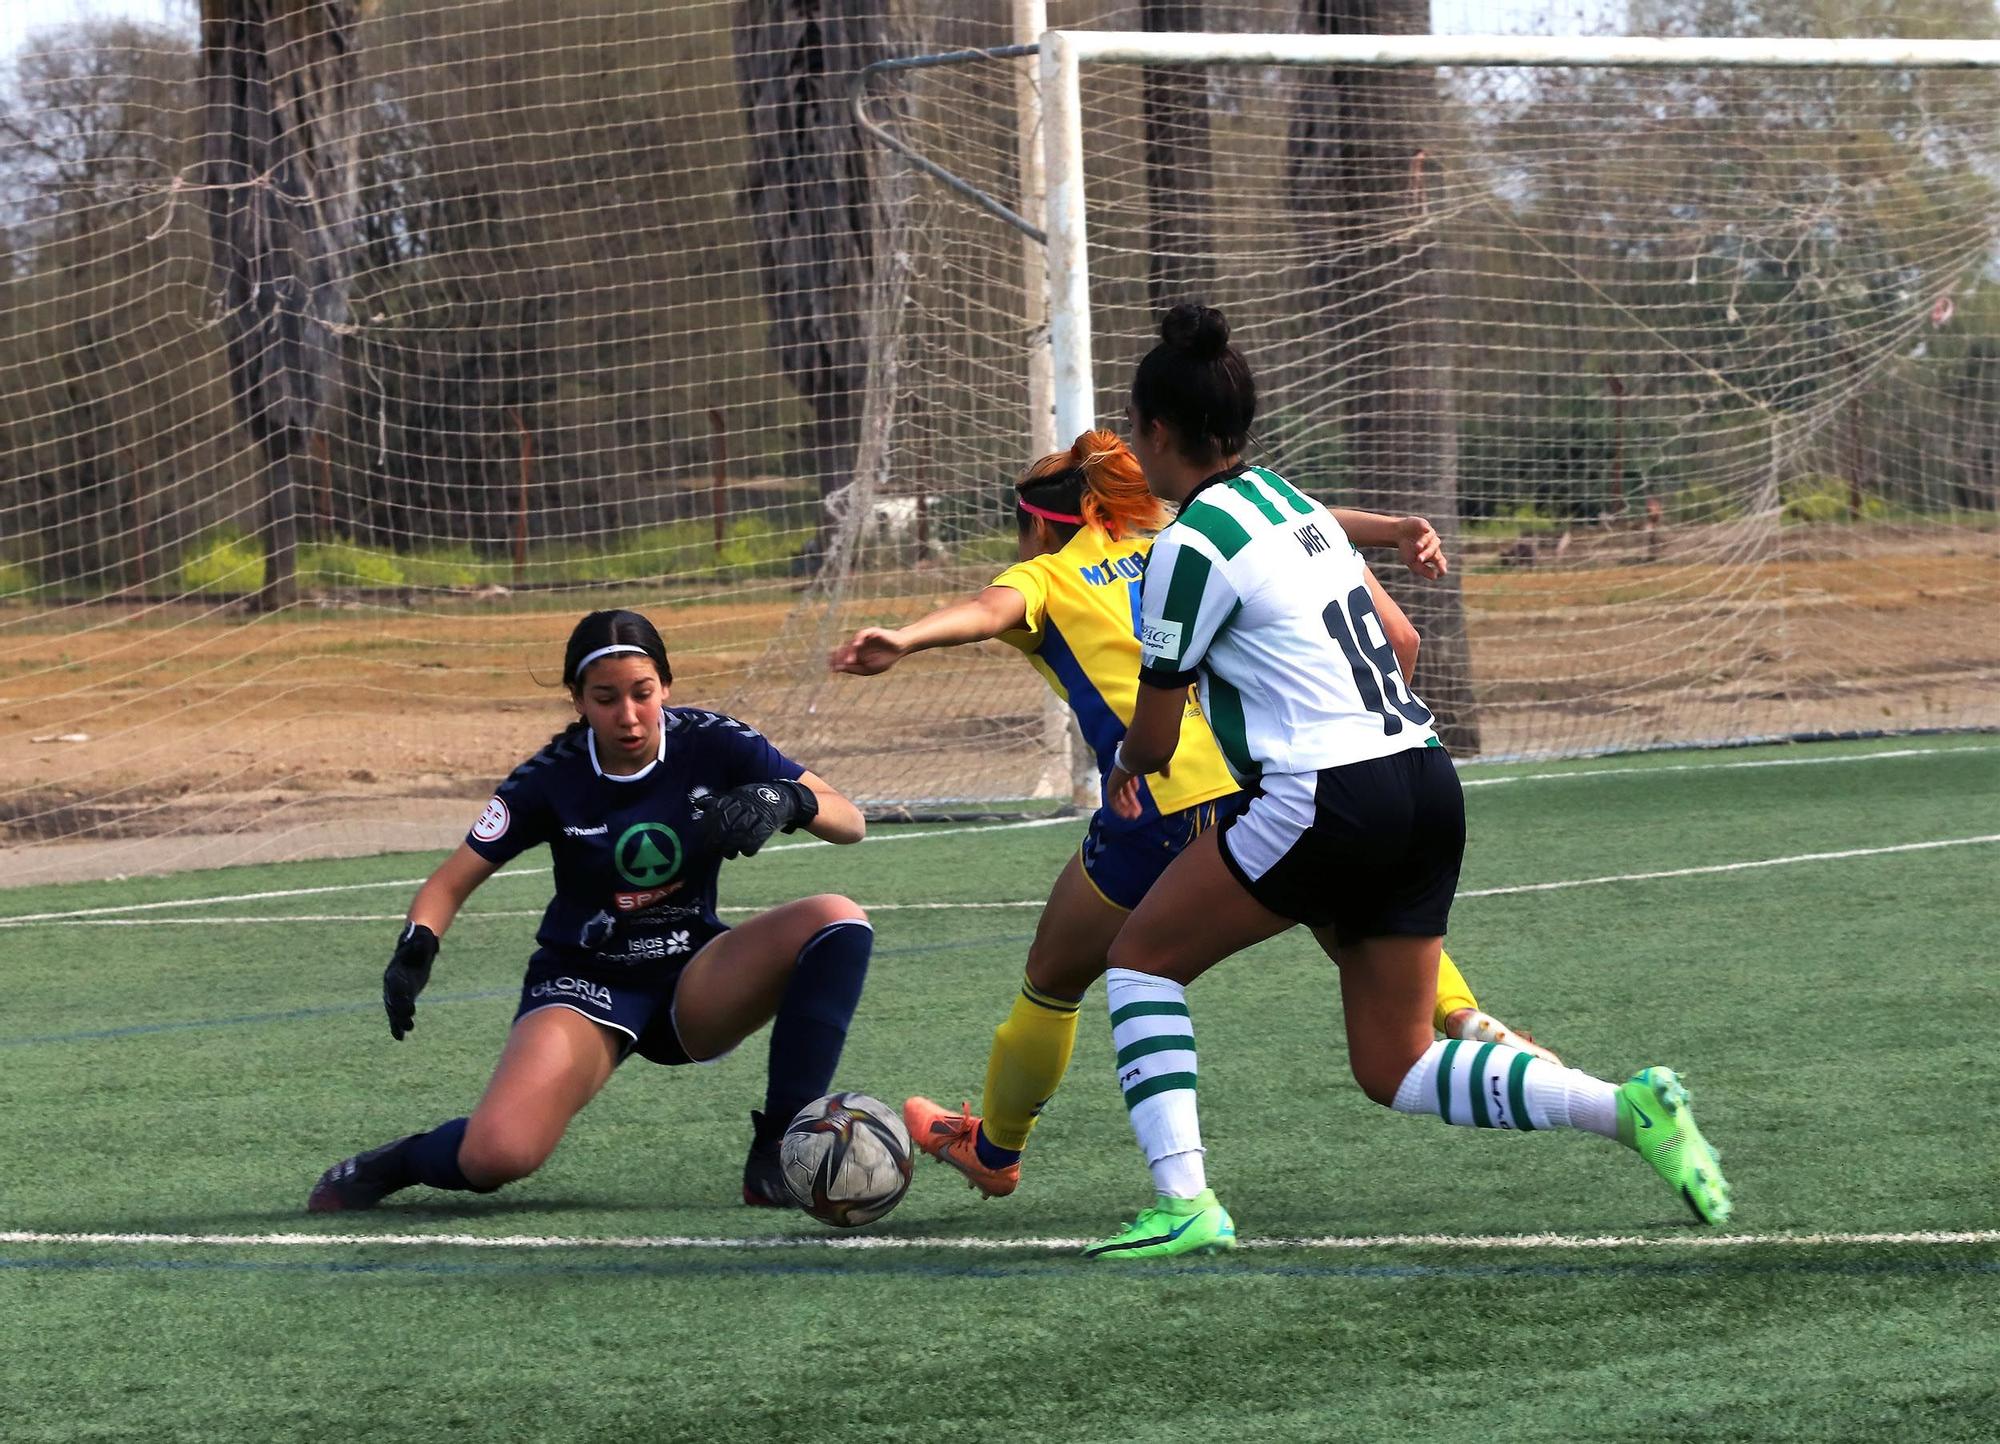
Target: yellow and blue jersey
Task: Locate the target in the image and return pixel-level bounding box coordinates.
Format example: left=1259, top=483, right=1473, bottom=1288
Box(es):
left=991, top=527, right=1239, bottom=817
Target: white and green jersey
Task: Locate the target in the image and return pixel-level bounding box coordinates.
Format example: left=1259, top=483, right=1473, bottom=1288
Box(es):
left=1137, top=465, right=1437, bottom=780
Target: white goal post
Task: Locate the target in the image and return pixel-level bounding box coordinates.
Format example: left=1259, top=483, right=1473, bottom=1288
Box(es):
left=1037, top=31, right=2000, bottom=446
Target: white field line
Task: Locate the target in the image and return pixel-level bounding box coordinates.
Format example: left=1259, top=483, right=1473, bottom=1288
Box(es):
left=1457, top=833, right=2000, bottom=899
left=5, top=833, right=1995, bottom=928
left=2, top=741, right=1988, bottom=927
left=0, top=816, right=1078, bottom=925
left=0, top=900, right=1053, bottom=928
left=1, top=1228, right=1995, bottom=1253
left=1458, top=742, right=1998, bottom=788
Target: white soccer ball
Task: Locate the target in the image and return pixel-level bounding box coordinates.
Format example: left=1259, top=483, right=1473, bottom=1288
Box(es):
left=779, top=1091, right=914, bottom=1229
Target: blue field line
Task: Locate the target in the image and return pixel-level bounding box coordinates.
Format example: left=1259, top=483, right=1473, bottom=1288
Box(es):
left=0, top=932, right=1036, bottom=1049
left=0, top=1252, right=1993, bottom=1283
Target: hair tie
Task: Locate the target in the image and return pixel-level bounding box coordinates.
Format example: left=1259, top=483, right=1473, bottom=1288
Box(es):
left=1019, top=498, right=1084, bottom=525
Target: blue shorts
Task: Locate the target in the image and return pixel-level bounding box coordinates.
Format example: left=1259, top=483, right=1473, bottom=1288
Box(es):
left=1079, top=793, right=1245, bottom=912
left=513, top=923, right=730, bottom=1066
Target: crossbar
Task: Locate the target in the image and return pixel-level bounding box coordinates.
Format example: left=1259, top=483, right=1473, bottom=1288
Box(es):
left=1054, top=31, right=2000, bottom=69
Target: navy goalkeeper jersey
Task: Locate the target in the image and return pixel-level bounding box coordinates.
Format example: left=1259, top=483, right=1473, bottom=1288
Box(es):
left=463, top=707, right=806, bottom=972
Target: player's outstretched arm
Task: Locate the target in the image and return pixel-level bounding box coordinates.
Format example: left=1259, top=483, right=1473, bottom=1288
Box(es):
left=829, top=587, right=1030, bottom=676
left=1329, top=508, right=1446, bottom=580
left=384, top=842, right=499, bottom=1040
left=405, top=842, right=500, bottom=939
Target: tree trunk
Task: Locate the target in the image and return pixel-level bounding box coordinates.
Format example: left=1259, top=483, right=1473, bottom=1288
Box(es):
left=1286, top=0, right=1480, bottom=752
left=198, top=0, right=359, bottom=610
left=1141, top=0, right=1215, bottom=307
left=733, top=0, right=890, bottom=509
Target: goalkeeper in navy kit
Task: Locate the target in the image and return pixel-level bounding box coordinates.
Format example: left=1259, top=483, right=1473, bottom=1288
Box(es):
left=308, top=608, right=874, bottom=1211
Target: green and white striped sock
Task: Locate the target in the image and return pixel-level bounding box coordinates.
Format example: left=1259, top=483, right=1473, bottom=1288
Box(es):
left=1106, top=967, right=1206, bottom=1198
left=1391, top=1038, right=1619, bottom=1138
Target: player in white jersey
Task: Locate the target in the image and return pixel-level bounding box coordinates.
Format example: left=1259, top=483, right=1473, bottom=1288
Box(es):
left=1081, top=303, right=1733, bottom=1260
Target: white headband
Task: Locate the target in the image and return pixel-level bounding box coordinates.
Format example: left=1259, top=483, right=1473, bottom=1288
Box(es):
left=573, top=643, right=650, bottom=679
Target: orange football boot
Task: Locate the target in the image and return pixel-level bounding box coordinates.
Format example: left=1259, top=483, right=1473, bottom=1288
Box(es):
left=902, top=1096, right=1020, bottom=1199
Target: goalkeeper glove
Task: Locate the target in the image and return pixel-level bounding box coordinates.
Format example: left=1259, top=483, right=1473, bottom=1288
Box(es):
left=703, top=779, right=819, bottom=859
left=382, top=921, right=439, bottom=1041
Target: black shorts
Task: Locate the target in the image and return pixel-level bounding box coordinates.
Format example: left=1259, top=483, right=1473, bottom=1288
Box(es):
left=514, top=922, right=731, bottom=1066
left=1216, top=744, right=1465, bottom=943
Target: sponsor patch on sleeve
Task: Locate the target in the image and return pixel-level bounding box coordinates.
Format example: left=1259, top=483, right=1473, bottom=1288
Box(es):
left=1139, top=618, right=1185, bottom=663
left=471, top=795, right=510, bottom=842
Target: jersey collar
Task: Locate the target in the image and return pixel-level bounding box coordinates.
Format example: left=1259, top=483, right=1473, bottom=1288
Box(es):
left=587, top=710, right=667, bottom=783
left=1177, top=462, right=1251, bottom=512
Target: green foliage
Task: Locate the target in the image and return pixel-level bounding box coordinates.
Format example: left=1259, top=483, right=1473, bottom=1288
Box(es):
left=1782, top=473, right=1889, bottom=524
left=715, top=515, right=801, bottom=571
left=176, top=530, right=265, bottom=595
left=510, top=516, right=810, bottom=587
left=0, top=558, right=41, bottom=600
left=1666, top=481, right=1743, bottom=525
left=394, top=545, right=485, bottom=590
left=297, top=541, right=407, bottom=590
left=1465, top=503, right=1565, bottom=540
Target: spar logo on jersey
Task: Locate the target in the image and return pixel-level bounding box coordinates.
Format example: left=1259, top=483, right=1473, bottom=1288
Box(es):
left=529, top=976, right=614, bottom=1010
left=1139, top=618, right=1183, bottom=663
left=471, top=796, right=509, bottom=842
left=613, top=820, right=684, bottom=911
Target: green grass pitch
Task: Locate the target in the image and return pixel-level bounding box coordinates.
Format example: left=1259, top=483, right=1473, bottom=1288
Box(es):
left=2, top=736, right=1996, bottom=1442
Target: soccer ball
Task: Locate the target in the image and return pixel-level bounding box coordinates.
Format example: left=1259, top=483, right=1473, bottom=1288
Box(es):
left=779, top=1091, right=914, bottom=1228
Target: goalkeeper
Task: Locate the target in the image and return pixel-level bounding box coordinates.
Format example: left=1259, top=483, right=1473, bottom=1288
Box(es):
left=829, top=432, right=1554, bottom=1199
left=308, top=608, right=874, bottom=1213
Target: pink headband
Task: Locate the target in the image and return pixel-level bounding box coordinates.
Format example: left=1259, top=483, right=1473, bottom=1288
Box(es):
left=1019, top=498, right=1084, bottom=525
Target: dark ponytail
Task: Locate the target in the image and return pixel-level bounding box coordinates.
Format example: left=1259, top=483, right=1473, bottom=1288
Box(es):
left=1130, top=302, right=1256, bottom=463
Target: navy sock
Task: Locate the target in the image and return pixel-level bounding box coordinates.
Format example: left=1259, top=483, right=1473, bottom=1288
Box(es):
left=762, top=919, right=873, bottom=1133
left=973, top=1125, right=1022, bottom=1171
left=397, top=1117, right=485, bottom=1193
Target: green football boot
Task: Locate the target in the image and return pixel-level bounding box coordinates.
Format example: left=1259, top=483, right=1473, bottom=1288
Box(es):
left=1082, top=1189, right=1237, bottom=1260
left=1617, top=1066, right=1733, bottom=1225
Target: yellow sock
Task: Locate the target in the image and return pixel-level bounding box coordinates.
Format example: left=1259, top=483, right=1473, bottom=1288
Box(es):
left=1432, top=948, right=1479, bottom=1034
left=979, top=975, right=1081, bottom=1153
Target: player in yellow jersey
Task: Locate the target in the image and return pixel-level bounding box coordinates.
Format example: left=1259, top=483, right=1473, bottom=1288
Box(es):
left=829, top=431, right=1554, bottom=1198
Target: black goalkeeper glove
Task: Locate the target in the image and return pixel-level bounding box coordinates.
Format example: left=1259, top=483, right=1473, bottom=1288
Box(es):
left=702, top=779, right=820, bottom=859
left=382, top=921, right=439, bottom=1041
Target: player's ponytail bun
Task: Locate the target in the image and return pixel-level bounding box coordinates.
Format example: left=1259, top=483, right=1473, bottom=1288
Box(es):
left=1158, top=302, right=1231, bottom=361
left=1015, top=431, right=1167, bottom=544
left=1132, top=300, right=1257, bottom=461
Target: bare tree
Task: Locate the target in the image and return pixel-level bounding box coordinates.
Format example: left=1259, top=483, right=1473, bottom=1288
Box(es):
left=732, top=0, right=891, bottom=508
left=1286, top=0, right=1478, bottom=750
left=1141, top=0, right=1215, bottom=307
left=197, top=0, right=360, bottom=608
left=0, top=23, right=199, bottom=587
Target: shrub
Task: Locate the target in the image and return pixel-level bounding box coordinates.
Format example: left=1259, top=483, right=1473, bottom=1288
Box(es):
left=177, top=530, right=264, bottom=595
left=298, top=541, right=405, bottom=589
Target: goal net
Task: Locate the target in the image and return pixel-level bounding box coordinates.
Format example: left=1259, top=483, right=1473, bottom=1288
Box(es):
left=3, top=4, right=1997, bottom=882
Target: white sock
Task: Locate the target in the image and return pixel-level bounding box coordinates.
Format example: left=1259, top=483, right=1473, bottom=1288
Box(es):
left=1390, top=1038, right=1621, bottom=1139
left=1105, top=967, right=1207, bottom=1198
